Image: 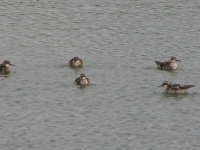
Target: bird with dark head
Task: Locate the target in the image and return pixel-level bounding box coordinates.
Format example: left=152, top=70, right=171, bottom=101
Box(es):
left=74, top=73, right=90, bottom=86
left=69, top=57, right=83, bottom=67
left=0, top=60, right=15, bottom=74
left=155, top=56, right=181, bottom=70
left=158, top=81, right=195, bottom=93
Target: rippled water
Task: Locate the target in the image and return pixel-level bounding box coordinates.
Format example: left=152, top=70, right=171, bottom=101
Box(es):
left=0, top=0, right=200, bottom=149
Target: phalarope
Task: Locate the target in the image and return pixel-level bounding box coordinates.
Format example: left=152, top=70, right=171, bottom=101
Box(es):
left=158, top=81, right=195, bottom=93
left=0, top=60, right=15, bottom=74
left=155, top=57, right=181, bottom=70
left=69, top=57, right=83, bottom=67
left=74, top=74, right=90, bottom=86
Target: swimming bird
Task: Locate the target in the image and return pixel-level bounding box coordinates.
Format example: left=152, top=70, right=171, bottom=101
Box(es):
left=0, top=60, right=15, bottom=74
left=158, top=81, right=195, bottom=93
left=155, top=56, right=181, bottom=70
left=74, top=74, right=90, bottom=86
left=69, top=57, right=83, bottom=67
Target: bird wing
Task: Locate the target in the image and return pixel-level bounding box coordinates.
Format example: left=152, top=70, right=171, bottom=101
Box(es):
left=171, top=84, right=181, bottom=90
left=180, top=85, right=195, bottom=90
left=155, top=61, right=168, bottom=69
left=0, top=64, right=4, bottom=72
left=172, top=84, right=195, bottom=90
left=74, top=77, right=81, bottom=85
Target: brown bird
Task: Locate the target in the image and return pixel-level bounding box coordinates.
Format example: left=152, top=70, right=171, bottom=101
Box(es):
left=69, top=57, right=83, bottom=67
left=155, top=56, right=181, bottom=70
left=158, top=81, right=195, bottom=93
left=74, top=74, right=90, bottom=86
left=0, top=60, right=15, bottom=74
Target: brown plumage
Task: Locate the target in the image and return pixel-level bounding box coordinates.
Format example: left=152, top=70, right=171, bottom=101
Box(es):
left=158, top=81, right=195, bottom=93
left=155, top=56, right=181, bottom=70
left=74, top=74, right=90, bottom=86
left=0, top=60, right=14, bottom=74
left=69, top=57, right=83, bottom=67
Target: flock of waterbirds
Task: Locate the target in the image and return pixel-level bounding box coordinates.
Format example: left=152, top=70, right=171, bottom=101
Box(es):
left=0, top=56, right=195, bottom=93
left=155, top=56, right=195, bottom=94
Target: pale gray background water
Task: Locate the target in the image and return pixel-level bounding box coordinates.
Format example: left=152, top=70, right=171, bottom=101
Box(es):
left=0, top=0, right=200, bottom=149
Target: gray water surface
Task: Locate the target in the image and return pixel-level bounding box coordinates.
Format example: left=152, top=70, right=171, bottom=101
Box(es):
left=0, top=0, right=200, bottom=149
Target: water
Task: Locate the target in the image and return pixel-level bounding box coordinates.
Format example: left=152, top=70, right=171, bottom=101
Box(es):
left=0, top=0, right=200, bottom=149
